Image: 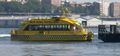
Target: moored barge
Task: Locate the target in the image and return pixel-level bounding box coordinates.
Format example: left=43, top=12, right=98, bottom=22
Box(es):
left=98, top=25, right=120, bottom=42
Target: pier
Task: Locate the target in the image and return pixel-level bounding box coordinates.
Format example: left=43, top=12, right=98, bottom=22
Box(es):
left=0, top=15, right=80, bottom=28
left=0, top=16, right=47, bottom=28
left=0, top=16, right=120, bottom=28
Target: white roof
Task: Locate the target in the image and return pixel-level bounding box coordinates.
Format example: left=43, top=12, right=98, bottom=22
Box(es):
left=87, top=18, right=102, bottom=26
left=87, top=18, right=101, bottom=22
left=103, top=21, right=118, bottom=25
left=76, top=18, right=86, bottom=21
left=76, top=18, right=86, bottom=23
left=82, top=16, right=94, bottom=20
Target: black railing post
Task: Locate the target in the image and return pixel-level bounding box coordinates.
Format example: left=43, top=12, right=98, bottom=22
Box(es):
left=110, top=25, right=117, bottom=33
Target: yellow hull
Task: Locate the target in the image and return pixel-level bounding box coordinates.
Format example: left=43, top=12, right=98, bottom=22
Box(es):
left=11, top=35, right=93, bottom=41
left=10, top=17, right=94, bottom=41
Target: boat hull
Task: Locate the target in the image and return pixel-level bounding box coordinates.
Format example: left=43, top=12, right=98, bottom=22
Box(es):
left=11, top=35, right=92, bottom=41
left=98, top=33, right=120, bottom=42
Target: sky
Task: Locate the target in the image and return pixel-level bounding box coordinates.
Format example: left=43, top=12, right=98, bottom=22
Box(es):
left=71, top=0, right=120, bottom=3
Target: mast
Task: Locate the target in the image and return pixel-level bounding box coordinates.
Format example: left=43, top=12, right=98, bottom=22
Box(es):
left=61, top=0, right=71, bottom=17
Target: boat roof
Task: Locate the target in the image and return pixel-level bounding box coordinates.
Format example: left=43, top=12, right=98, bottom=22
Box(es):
left=22, top=17, right=80, bottom=25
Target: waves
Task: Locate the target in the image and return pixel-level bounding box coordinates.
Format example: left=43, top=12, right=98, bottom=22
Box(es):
left=0, top=34, right=11, bottom=38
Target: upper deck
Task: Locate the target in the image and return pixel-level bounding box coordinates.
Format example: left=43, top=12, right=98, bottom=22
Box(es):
left=22, top=17, right=80, bottom=26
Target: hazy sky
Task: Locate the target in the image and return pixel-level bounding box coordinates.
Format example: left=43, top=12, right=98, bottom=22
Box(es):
left=72, top=0, right=120, bottom=3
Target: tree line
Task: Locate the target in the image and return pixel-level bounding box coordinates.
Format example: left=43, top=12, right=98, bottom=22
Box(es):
left=0, top=0, right=100, bottom=15
left=0, top=0, right=43, bottom=13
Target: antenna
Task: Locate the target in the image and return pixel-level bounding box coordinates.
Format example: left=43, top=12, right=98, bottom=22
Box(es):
left=61, top=0, right=71, bottom=17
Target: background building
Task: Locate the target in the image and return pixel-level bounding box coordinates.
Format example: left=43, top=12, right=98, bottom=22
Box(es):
left=92, top=2, right=100, bottom=15
left=0, top=0, right=27, bottom=4
left=109, top=2, right=120, bottom=17
left=41, top=0, right=62, bottom=7
left=100, top=0, right=109, bottom=16
left=41, top=0, right=62, bottom=13
left=0, top=0, right=12, bottom=2
left=41, top=0, right=52, bottom=13
left=52, top=0, right=61, bottom=7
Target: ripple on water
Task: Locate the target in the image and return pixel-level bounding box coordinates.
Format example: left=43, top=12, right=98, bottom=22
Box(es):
left=0, top=28, right=120, bottom=56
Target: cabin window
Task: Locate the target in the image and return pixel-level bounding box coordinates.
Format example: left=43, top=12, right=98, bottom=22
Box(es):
left=51, top=25, right=54, bottom=29
left=39, top=25, right=42, bottom=28
left=68, top=25, right=70, bottom=29
left=64, top=25, right=68, bottom=29
left=62, top=25, right=64, bottom=28
left=28, top=25, right=32, bottom=30
left=56, top=25, right=59, bottom=28
left=24, top=24, right=70, bottom=31
left=45, top=25, right=47, bottom=29
left=53, top=25, right=56, bottom=28
left=59, top=25, right=62, bottom=28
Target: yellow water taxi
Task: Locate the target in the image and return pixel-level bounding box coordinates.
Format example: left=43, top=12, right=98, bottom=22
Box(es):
left=11, top=17, right=93, bottom=41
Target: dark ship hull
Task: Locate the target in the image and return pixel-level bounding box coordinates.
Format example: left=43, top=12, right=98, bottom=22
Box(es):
left=98, top=25, right=120, bottom=42
left=98, top=33, right=120, bottom=42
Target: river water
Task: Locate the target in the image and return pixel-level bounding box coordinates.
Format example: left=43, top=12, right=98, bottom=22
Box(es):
left=0, top=28, right=120, bottom=56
